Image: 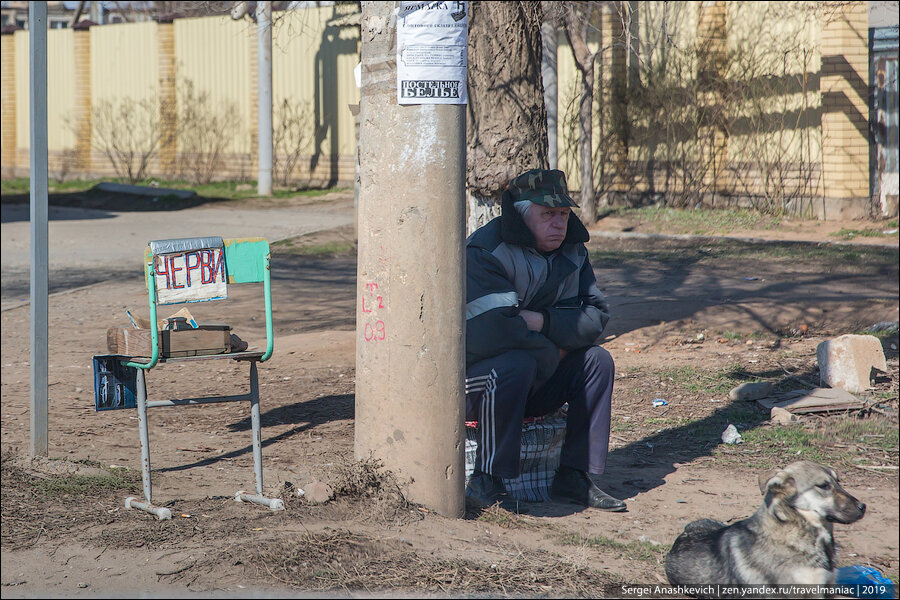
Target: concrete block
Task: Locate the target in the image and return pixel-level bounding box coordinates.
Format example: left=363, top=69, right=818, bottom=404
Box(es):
left=302, top=481, right=334, bottom=504
left=770, top=406, right=800, bottom=425
left=816, top=334, right=887, bottom=393
left=729, top=381, right=775, bottom=402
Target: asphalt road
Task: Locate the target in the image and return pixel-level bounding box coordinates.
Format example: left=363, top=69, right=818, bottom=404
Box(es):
left=0, top=201, right=354, bottom=310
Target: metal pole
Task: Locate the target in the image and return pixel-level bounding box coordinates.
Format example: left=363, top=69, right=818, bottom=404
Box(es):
left=355, top=2, right=466, bottom=518
left=257, top=1, right=273, bottom=196
left=541, top=18, right=558, bottom=169
left=249, top=361, right=263, bottom=495
left=29, top=0, right=49, bottom=458
left=136, top=368, right=152, bottom=503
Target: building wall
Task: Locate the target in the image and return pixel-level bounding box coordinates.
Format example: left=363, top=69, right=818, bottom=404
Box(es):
left=1, top=2, right=882, bottom=217
left=4, top=5, right=359, bottom=186
left=551, top=0, right=880, bottom=219
left=819, top=2, right=871, bottom=218
left=1, top=32, right=17, bottom=177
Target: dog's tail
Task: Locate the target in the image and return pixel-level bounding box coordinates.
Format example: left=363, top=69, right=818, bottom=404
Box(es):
left=683, top=519, right=726, bottom=534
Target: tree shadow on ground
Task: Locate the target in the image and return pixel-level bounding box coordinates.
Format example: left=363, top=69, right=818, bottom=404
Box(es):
left=592, top=239, right=898, bottom=340
left=0, top=186, right=235, bottom=223
left=157, top=393, right=353, bottom=473
left=523, top=365, right=818, bottom=518
left=0, top=270, right=142, bottom=300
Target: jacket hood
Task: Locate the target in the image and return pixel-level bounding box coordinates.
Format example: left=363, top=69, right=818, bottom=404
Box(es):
left=498, top=188, right=590, bottom=249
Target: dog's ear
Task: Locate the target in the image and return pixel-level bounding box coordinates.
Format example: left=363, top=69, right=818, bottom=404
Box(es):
left=761, top=471, right=799, bottom=522
left=759, top=470, right=796, bottom=498
left=758, top=469, right=782, bottom=494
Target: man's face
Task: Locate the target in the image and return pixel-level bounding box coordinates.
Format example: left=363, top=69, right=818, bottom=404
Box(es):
left=523, top=204, right=571, bottom=252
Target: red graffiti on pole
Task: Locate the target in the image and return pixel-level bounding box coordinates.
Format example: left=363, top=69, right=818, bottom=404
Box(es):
left=361, top=281, right=386, bottom=342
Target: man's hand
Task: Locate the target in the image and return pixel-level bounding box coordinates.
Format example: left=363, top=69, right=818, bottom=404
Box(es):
left=519, top=309, right=544, bottom=332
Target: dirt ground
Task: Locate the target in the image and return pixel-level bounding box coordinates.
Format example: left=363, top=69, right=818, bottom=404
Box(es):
left=1, top=210, right=898, bottom=598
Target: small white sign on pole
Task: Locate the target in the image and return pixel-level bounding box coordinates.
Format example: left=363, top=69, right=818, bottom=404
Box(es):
left=154, top=247, right=227, bottom=305
left=397, top=1, right=468, bottom=105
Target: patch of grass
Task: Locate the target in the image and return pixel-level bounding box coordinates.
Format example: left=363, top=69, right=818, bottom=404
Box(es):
left=644, top=416, right=694, bottom=427
left=739, top=415, right=898, bottom=467
left=590, top=247, right=695, bottom=263
left=31, top=468, right=139, bottom=499
left=676, top=404, right=769, bottom=441
left=729, top=243, right=897, bottom=265
left=0, top=177, right=30, bottom=194
left=188, top=180, right=341, bottom=201
left=655, top=364, right=757, bottom=397
left=590, top=240, right=898, bottom=267
left=717, top=330, right=767, bottom=341
left=0, top=457, right=141, bottom=500
left=612, top=421, right=636, bottom=433
left=872, top=389, right=899, bottom=402
left=1, top=176, right=345, bottom=202
left=830, top=227, right=896, bottom=239
left=2, top=176, right=98, bottom=195
left=607, top=206, right=780, bottom=234
left=271, top=239, right=356, bottom=257
left=856, top=324, right=899, bottom=338
left=557, top=532, right=670, bottom=561
left=721, top=331, right=747, bottom=340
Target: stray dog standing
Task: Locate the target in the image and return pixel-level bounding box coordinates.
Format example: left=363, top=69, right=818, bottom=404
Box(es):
left=665, top=461, right=866, bottom=591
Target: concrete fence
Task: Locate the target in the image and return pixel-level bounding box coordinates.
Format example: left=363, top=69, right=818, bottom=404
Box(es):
left=1, top=4, right=360, bottom=187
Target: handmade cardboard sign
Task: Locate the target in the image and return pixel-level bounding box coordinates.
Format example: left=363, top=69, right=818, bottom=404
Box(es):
left=154, top=247, right=227, bottom=305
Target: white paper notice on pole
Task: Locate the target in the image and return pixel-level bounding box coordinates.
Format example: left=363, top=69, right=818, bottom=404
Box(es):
left=397, top=1, right=468, bottom=105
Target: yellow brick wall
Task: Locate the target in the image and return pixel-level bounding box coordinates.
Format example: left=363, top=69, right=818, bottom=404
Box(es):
left=1, top=33, right=16, bottom=176
left=157, top=21, right=176, bottom=177
left=4, top=7, right=359, bottom=186
left=820, top=2, right=869, bottom=204
left=72, top=28, right=91, bottom=171
left=248, top=21, right=258, bottom=177
left=697, top=1, right=728, bottom=195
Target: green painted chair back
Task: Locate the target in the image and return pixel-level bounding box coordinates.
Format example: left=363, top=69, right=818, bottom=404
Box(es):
left=123, top=237, right=273, bottom=369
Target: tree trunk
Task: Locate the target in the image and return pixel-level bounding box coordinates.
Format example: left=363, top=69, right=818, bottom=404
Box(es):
left=467, top=1, right=548, bottom=234
left=562, top=2, right=597, bottom=226
left=541, top=1, right=559, bottom=170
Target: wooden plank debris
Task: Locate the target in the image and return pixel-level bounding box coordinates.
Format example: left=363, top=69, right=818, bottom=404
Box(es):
left=756, top=387, right=864, bottom=414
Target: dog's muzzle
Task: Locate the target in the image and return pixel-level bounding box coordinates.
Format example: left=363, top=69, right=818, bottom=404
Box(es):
left=828, top=501, right=866, bottom=523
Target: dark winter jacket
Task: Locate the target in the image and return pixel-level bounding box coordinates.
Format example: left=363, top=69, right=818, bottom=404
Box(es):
left=465, top=190, right=611, bottom=389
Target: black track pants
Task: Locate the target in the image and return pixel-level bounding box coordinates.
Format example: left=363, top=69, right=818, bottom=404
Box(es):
left=465, top=345, right=615, bottom=478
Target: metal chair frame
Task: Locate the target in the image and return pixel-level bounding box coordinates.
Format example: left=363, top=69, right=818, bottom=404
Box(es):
left=121, top=237, right=281, bottom=519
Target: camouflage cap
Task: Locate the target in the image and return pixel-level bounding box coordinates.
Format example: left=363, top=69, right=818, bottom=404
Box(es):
left=507, top=169, right=579, bottom=208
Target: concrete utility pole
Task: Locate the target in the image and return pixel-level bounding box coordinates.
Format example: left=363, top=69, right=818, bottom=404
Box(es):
left=541, top=17, right=558, bottom=169
left=30, top=1, right=49, bottom=457
left=89, top=0, right=103, bottom=25
left=257, top=1, right=273, bottom=196
left=355, top=2, right=466, bottom=518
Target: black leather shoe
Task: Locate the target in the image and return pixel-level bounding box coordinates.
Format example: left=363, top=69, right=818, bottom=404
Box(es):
left=466, top=470, right=509, bottom=507
left=551, top=466, right=627, bottom=512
